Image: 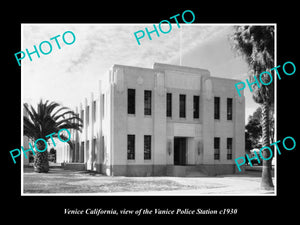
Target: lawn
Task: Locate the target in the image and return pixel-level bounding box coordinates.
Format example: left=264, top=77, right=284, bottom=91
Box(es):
left=23, top=167, right=273, bottom=195
left=23, top=168, right=220, bottom=193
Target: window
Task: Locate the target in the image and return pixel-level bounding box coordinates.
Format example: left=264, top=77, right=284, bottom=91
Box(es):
left=86, top=106, right=89, bottom=125
left=128, top=89, right=135, bottom=114
left=179, top=94, right=186, bottom=118
left=127, top=135, right=135, bottom=160
left=214, top=97, right=220, bottom=120
left=144, top=135, right=151, bottom=160
left=214, top=137, right=220, bottom=160
left=227, top=138, right=233, bottom=160
left=227, top=98, right=233, bottom=120
left=80, top=110, right=84, bottom=121
left=166, top=93, right=172, bottom=117
left=93, top=100, right=96, bottom=122
left=102, top=94, right=105, bottom=118
left=144, top=90, right=152, bottom=115
left=193, top=95, right=200, bottom=119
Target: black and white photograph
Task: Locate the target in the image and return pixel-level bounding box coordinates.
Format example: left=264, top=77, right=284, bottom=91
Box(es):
left=21, top=23, right=276, bottom=195
left=3, top=4, right=298, bottom=221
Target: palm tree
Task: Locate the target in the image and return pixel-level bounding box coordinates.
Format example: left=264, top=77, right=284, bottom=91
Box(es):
left=231, top=26, right=275, bottom=190
left=24, top=100, right=82, bottom=173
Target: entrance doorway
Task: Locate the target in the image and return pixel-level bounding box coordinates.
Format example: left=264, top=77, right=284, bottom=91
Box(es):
left=174, top=137, right=187, bottom=165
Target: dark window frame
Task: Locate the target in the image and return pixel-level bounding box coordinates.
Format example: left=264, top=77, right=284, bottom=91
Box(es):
left=227, top=137, right=233, bottom=160
left=102, top=94, right=105, bottom=118
left=179, top=94, right=186, bottom=118
left=214, top=137, right=220, bottom=160
left=93, top=100, right=96, bottom=122
left=86, top=105, right=90, bottom=125
left=127, top=134, right=135, bottom=160
left=127, top=89, right=135, bottom=115
left=144, top=135, right=151, bottom=160
left=80, top=109, right=84, bottom=120
left=166, top=93, right=172, bottom=117
left=144, top=90, right=152, bottom=116
left=214, top=97, right=220, bottom=120
left=227, top=98, right=233, bottom=120
left=193, top=95, right=200, bottom=119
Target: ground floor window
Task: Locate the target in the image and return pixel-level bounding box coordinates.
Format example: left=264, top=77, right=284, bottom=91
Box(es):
left=144, top=135, right=151, bottom=160
left=214, top=137, right=220, bottom=160
left=227, top=138, right=233, bottom=159
left=127, top=135, right=135, bottom=160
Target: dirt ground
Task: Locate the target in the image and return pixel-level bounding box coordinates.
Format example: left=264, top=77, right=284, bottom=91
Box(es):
left=22, top=167, right=275, bottom=195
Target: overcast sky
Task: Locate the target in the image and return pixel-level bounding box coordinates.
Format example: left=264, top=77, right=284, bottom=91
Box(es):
left=21, top=24, right=260, bottom=122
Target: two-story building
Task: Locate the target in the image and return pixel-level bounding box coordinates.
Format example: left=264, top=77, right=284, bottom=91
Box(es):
left=55, top=62, right=245, bottom=176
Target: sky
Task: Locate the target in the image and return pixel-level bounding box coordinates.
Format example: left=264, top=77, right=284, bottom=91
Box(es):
left=21, top=24, right=261, bottom=123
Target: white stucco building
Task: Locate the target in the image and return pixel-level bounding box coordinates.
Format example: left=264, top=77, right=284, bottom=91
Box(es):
left=56, top=63, right=245, bottom=176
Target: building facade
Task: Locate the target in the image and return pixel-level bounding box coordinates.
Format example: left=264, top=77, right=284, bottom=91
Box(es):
left=56, top=63, right=245, bottom=176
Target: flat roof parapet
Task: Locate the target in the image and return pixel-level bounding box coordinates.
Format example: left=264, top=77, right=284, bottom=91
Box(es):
left=153, top=63, right=211, bottom=76
left=110, top=63, right=211, bottom=77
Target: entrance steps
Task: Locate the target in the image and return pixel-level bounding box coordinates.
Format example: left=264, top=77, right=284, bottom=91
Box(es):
left=167, top=165, right=208, bottom=177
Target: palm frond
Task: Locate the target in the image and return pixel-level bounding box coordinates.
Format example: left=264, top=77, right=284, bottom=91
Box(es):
left=53, top=110, right=79, bottom=121
left=24, top=116, right=40, bottom=139
left=23, top=99, right=83, bottom=140
left=56, top=116, right=83, bottom=127
left=51, top=106, right=70, bottom=118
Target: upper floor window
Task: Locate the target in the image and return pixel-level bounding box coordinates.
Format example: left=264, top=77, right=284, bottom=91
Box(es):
left=166, top=93, right=172, bottom=117
left=102, top=94, right=105, bottom=118
left=86, top=105, right=89, bottom=125
left=179, top=94, right=186, bottom=118
left=144, top=90, right=152, bottom=116
left=93, top=100, right=96, bottom=122
left=193, top=95, right=200, bottom=119
left=214, top=97, right=220, bottom=120
left=128, top=89, right=135, bottom=114
left=227, top=98, right=233, bottom=120
left=80, top=109, right=84, bottom=121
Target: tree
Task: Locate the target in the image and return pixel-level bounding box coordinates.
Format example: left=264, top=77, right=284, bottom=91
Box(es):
left=24, top=100, right=82, bottom=173
left=245, top=107, right=262, bottom=153
left=231, top=26, right=275, bottom=190
left=245, top=106, right=275, bottom=154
